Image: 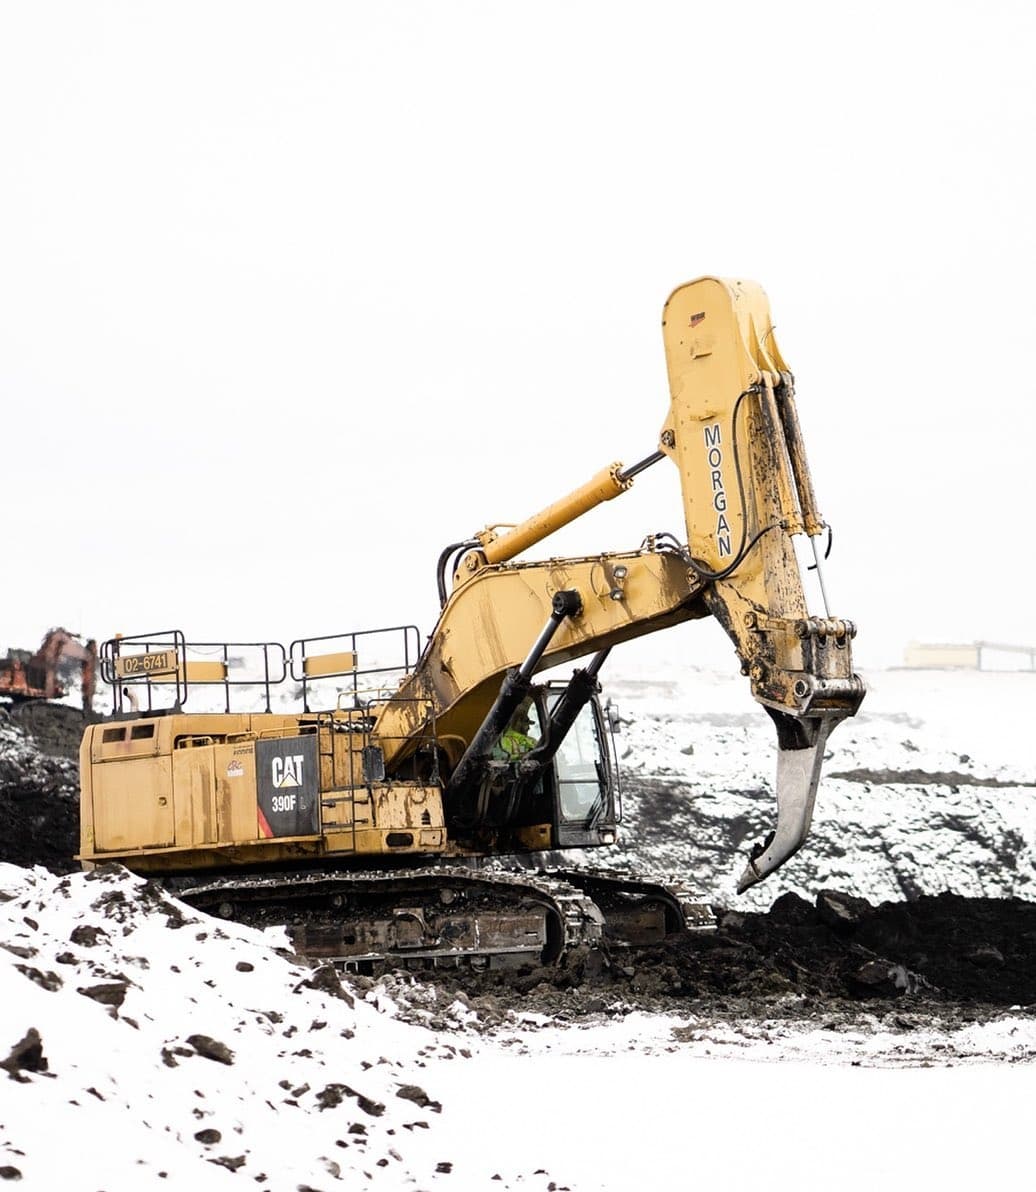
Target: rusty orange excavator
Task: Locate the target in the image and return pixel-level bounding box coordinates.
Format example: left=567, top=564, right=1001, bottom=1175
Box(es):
left=0, top=629, right=97, bottom=713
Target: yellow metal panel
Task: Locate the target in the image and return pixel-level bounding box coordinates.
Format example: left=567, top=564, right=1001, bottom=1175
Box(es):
left=172, top=746, right=215, bottom=846
left=141, top=661, right=228, bottom=684
left=90, top=722, right=162, bottom=759
left=183, top=660, right=229, bottom=683
left=303, top=651, right=357, bottom=677
left=353, top=829, right=421, bottom=854
left=369, top=783, right=445, bottom=831
left=327, top=727, right=363, bottom=790
left=93, top=756, right=174, bottom=851
left=78, top=732, right=96, bottom=863
left=375, top=550, right=700, bottom=762
left=214, top=742, right=259, bottom=842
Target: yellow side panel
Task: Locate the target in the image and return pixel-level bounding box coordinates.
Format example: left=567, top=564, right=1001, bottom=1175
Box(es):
left=353, top=828, right=444, bottom=854
left=370, top=784, right=445, bottom=831
left=323, top=829, right=356, bottom=854
left=172, top=747, right=214, bottom=846
left=214, top=742, right=259, bottom=842
left=93, top=756, right=174, bottom=851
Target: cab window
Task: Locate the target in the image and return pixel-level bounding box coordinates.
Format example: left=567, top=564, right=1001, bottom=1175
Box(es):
left=553, top=700, right=605, bottom=823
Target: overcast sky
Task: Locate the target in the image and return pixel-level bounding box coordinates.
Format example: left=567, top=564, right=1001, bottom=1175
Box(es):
left=2, top=1, right=1033, bottom=678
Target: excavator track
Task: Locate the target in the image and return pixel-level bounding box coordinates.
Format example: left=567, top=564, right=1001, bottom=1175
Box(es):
left=548, top=868, right=716, bottom=943
left=173, top=867, right=715, bottom=973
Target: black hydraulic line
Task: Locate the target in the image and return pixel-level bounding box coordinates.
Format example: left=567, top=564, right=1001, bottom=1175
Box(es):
left=617, top=450, right=666, bottom=483
left=680, top=386, right=780, bottom=583
left=807, top=525, right=833, bottom=569
left=444, top=589, right=583, bottom=802
left=436, top=538, right=480, bottom=608
left=522, top=648, right=611, bottom=772
left=518, top=589, right=582, bottom=679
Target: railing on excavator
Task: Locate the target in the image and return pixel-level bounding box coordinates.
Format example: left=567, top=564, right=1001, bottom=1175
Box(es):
left=100, top=625, right=422, bottom=717
left=288, top=627, right=422, bottom=713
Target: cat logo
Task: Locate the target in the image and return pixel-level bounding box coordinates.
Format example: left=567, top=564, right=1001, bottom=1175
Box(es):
left=271, top=754, right=305, bottom=788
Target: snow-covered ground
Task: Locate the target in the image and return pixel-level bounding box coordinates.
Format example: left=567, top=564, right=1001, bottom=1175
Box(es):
left=3, top=862, right=1035, bottom=1192
left=2, top=665, right=1035, bottom=1190
left=0, top=863, right=555, bottom=1190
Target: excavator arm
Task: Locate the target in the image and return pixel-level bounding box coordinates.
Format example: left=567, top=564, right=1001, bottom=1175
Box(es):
left=658, top=278, right=864, bottom=888
left=374, top=277, right=863, bottom=892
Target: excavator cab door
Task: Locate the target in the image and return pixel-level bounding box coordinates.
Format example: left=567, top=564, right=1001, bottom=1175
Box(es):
left=544, top=687, right=618, bottom=849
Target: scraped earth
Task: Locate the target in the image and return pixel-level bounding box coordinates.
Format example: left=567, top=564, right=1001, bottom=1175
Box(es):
left=385, top=886, right=1036, bottom=1050
left=2, top=679, right=1034, bottom=1055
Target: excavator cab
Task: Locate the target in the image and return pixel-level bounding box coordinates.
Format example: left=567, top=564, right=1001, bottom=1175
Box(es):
left=442, top=678, right=618, bottom=854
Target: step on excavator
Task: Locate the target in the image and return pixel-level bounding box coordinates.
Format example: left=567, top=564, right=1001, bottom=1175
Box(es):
left=78, top=277, right=864, bottom=970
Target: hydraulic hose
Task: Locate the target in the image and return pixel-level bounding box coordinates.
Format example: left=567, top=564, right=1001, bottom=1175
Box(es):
left=436, top=538, right=480, bottom=608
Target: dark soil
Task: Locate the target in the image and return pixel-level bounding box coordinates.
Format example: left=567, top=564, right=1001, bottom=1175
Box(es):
left=3, top=701, right=101, bottom=760
left=831, top=767, right=1036, bottom=789
left=411, top=887, right=1036, bottom=1023
left=0, top=705, right=85, bottom=873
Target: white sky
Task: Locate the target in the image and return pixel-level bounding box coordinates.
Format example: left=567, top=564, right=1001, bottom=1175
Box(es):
left=2, top=1, right=1034, bottom=673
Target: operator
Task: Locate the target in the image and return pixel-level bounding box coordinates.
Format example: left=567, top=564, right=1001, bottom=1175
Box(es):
left=495, top=700, right=538, bottom=760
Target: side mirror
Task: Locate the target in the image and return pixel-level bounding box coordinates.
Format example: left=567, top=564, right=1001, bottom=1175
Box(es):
left=605, top=701, right=621, bottom=733
left=361, top=745, right=386, bottom=782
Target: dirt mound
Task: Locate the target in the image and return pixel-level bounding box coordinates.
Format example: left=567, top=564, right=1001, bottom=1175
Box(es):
left=417, top=888, right=1036, bottom=1020
left=0, top=710, right=83, bottom=873
left=662, top=889, right=1036, bottom=1006
left=2, top=701, right=99, bottom=759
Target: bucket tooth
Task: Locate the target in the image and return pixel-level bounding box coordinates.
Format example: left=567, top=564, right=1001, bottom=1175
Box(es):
left=736, top=717, right=833, bottom=894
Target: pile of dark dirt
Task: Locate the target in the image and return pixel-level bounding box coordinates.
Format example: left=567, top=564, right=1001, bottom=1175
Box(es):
left=0, top=707, right=84, bottom=873
left=420, top=888, right=1036, bottom=1020
left=2, top=702, right=98, bottom=760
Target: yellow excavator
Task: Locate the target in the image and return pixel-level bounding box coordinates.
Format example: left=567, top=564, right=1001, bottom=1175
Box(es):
left=78, top=277, right=863, bottom=968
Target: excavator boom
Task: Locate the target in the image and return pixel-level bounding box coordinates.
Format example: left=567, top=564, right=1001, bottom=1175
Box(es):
left=374, top=276, right=863, bottom=888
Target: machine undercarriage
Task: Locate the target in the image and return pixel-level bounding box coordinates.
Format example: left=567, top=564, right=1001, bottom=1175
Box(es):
left=174, top=865, right=716, bottom=973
